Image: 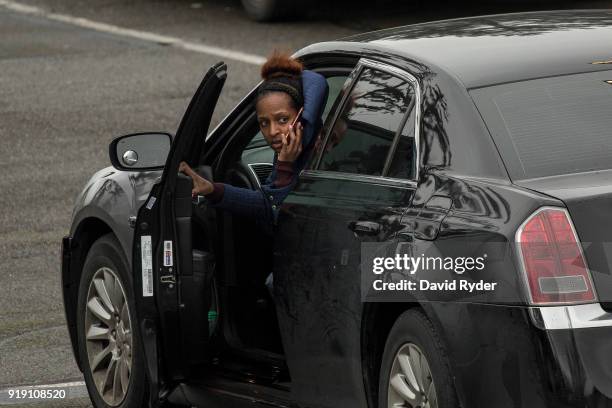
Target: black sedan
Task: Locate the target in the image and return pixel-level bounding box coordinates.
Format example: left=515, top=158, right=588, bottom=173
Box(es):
left=61, top=10, right=612, bottom=408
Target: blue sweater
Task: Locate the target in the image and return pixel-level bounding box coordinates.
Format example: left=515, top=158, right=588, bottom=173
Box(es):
left=211, top=70, right=329, bottom=229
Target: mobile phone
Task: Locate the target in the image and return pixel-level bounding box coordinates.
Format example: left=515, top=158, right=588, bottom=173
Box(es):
left=286, top=107, right=303, bottom=144
left=291, top=107, right=304, bottom=128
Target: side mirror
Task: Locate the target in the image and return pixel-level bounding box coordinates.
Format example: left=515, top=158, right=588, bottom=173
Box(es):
left=109, top=132, right=172, bottom=171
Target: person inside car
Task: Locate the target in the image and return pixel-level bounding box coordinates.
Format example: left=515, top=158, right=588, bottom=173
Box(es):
left=179, top=51, right=329, bottom=228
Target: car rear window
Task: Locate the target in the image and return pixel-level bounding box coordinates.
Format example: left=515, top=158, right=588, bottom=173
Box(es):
left=471, top=70, right=612, bottom=180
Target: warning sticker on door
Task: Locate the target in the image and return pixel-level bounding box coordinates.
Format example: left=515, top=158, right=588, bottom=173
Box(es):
left=141, top=235, right=153, bottom=297
left=163, top=240, right=173, bottom=267
left=145, top=196, right=157, bottom=210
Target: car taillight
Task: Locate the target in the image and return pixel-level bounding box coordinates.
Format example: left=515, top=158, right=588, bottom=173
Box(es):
left=516, top=207, right=597, bottom=305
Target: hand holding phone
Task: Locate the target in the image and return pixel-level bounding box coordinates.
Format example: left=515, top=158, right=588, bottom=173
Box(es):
left=279, top=108, right=304, bottom=162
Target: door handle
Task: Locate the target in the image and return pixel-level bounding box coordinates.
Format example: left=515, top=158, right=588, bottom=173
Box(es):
left=348, top=221, right=382, bottom=236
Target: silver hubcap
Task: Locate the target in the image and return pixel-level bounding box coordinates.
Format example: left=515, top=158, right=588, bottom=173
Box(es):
left=387, top=343, right=437, bottom=408
left=85, top=267, right=133, bottom=406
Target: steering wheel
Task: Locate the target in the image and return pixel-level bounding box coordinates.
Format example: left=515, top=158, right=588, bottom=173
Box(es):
left=226, top=160, right=273, bottom=190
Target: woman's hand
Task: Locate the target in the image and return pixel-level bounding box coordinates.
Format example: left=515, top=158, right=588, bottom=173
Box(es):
left=179, top=161, right=214, bottom=197
left=278, top=122, right=303, bottom=162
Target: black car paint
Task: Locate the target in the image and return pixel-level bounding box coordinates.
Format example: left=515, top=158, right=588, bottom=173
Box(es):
left=341, top=10, right=612, bottom=89
left=62, top=168, right=161, bottom=369
left=269, top=51, right=558, bottom=406
left=61, top=11, right=612, bottom=408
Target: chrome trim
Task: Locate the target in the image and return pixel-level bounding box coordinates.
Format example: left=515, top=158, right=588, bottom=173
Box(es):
left=247, top=162, right=273, bottom=189
left=515, top=206, right=598, bottom=305
left=529, top=303, right=612, bottom=330
left=300, top=169, right=417, bottom=189
left=314, top=58, right=421, bottom=182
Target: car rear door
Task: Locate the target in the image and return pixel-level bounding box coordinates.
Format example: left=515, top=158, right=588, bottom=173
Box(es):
left=132, top=62, right=227, bottom=405
left=273, top=59, right=421, bottom=407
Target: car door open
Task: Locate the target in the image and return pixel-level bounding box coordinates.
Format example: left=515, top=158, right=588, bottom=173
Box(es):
left=131, top=62, right=227, bottom=406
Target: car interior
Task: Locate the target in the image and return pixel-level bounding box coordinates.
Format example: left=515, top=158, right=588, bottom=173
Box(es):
left=185, top=73, right=350, bottom=387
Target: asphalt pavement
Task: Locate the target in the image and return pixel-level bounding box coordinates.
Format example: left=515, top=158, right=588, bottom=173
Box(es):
left=0, top=0, right=610, bottom=406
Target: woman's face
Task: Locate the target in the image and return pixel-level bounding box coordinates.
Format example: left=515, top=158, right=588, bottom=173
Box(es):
left=256, top=92, right=299, bottom=153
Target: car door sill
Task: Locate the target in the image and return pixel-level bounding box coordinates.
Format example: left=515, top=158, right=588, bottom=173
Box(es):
left=175, top=375, right=296, bottom=408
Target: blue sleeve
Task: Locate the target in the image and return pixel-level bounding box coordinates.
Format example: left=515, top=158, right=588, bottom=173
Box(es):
left=301, top=70, right=330, bottom=151
left=210, top=183, right=271, bottom=221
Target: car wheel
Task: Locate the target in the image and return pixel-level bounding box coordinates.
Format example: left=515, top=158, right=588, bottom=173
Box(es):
left=378, top=310, right=457, bottom=408
left=240, top=0, right=300, bottom=22
left=76, top=234, right=147, bottom=407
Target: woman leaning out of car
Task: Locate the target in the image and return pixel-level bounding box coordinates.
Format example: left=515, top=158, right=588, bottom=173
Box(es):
left=179, top=51, right=329, bottom=229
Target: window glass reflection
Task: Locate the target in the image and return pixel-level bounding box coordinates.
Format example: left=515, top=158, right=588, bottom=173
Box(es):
left=387, top=91, right=417, bottom=179
left=320, top=68, right=413, bottom=176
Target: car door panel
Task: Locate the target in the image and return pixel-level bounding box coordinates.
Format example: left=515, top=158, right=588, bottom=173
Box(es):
left=273, top=59, right=420, bottom=407
left=132, top=62, right=227, bottom=405
left=274, top=176, right=414, bottom=407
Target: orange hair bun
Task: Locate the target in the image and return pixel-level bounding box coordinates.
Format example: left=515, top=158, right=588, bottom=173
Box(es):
left=261, top=51, right=303, bottom=80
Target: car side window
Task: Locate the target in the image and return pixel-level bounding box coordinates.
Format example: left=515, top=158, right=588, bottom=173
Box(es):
left=318, top=67, right=415, bottom=177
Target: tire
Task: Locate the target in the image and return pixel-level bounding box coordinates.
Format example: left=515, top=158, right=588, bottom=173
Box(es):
left=76, top=234, right=148, bottom=408
left=378, top=310, right=458, bottom=408
left=240, top=0, right=302, bottom=22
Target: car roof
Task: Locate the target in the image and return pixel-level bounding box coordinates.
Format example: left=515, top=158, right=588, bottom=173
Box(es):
left=302, top=10, right=612, bottom=89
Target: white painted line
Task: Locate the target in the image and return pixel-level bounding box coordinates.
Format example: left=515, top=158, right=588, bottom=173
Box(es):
left=0, top=0, right=266, bottom=65
left=1, top=381, right=85, bottom=390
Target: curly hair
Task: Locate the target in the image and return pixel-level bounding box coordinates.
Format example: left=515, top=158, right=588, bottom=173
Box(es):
left=261, top=51, right=303, bottom=80
left=257, top=51, right=304, bottom=109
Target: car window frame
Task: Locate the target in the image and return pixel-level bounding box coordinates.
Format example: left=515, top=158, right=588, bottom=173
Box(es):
left=305, top=58, right=421, bottom=188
